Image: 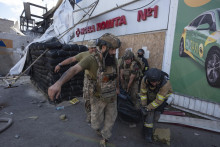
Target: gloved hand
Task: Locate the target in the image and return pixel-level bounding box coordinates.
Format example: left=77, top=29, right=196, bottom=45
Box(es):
left=140, top=106, right=148, bottom=116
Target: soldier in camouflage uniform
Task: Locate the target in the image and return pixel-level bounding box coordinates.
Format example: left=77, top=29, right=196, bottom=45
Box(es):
left=54, top=40, right=97, bottom=123
left=48, top=33, right=121, bottom=147
left=120, top=50, right=140, bottom=108
left=140, top=68, right=172, bottom=143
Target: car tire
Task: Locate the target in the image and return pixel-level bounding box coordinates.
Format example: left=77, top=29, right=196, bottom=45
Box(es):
left=205, top=49, right=220, bottom=87
left=179, top=38, right=188, bottom=57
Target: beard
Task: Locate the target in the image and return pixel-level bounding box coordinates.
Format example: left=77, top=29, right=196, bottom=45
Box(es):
left=103, top=51, right=116, bottom=66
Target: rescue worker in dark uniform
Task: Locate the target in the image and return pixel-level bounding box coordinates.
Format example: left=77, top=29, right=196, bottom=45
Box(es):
left=140, top=68, right=172, bottom=143
left=136, top=48, right=149, bottom=92
left=137, top=48, right=149, bottom=74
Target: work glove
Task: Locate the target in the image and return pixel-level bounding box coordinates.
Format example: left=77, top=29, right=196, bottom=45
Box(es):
left=140, top=106, right=149, bottom=116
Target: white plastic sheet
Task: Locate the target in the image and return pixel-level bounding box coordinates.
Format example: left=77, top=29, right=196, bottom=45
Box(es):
left=9, top=0, right=74, bottom=75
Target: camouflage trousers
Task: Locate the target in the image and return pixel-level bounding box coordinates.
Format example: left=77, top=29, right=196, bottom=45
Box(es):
left=83, top=75, right=91, bottom=115
left=90, top=96, right=117, bottom=140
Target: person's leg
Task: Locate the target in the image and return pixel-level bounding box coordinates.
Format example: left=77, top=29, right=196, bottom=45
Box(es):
left=101, top=100, right=117, bottom=140
left=83, top=75, right=91, bottom=122
left=90, top=97, right=106, bottom=132
left=143, top=110, right=154, bottom=143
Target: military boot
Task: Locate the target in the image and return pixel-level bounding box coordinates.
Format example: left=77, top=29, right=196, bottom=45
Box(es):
left=99, top=138, right=108, bottom=147
left=144, top=127, right=153, bottom=143
left=86, top=112, right=91, bottom=123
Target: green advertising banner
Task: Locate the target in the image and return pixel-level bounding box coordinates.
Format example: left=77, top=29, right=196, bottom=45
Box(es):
left=170, top=0, right=220, bottom=103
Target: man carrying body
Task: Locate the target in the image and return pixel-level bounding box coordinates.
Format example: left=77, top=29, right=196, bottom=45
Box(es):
left=54, top=40, right=97, bottom=123
left=120, top=50, right=140, bottom=108
left=140, top=68, right=172, bottom=143
left=48, top=33, right=121, bottom=147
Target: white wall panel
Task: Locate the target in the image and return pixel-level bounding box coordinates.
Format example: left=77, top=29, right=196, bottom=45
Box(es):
left=75, top=0, right=136, bottom=22
left=72, top=0, right=170, bottom=41
left=207, top=103, right=215, bottom=116
left=173, top=94, right=179, bottom=105
left=189, top=98, right=195, bottom=110
left=183, top=97, right=190, bottom=108
left=213, top=105, right=220, bottom=118
left=200, top=101, right=208, bottom=114
left=178, top=95, right=184, bottom=107
left=195, top=100, right=202, bottom=112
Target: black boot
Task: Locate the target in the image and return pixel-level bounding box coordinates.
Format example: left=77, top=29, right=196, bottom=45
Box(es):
left=144, top=127, right=153, bottom=143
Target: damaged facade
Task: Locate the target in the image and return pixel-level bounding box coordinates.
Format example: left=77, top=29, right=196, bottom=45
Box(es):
left=70, top=0, right=220, bottom=120
left=2, top=0, right=220, bottom=120
left=0, top=18, right=35, bottom=76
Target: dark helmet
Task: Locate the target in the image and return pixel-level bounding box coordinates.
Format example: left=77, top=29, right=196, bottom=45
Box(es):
left=123, top=50, right=134, bottom=60
left=137, top=49, right=145, bottom=55
left=96, top=33, right=121, bottom=49
left=145, top=68, right=161, bottom=82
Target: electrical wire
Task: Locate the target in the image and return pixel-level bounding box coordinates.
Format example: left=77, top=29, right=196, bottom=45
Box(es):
left=116, top=0, right=156, bottom=11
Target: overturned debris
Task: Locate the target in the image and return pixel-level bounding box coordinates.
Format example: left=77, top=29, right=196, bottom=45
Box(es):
left=153, top=128, right=170, bottom=145
left=158, top=114, right=220, bottom=133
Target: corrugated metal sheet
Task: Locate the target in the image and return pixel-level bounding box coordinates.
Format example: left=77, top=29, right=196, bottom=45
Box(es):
left=171, top=94, right=220, bottom=120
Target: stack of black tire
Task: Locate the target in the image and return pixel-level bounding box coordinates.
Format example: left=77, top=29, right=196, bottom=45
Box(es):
left=28, top=38, right=88, bottom=103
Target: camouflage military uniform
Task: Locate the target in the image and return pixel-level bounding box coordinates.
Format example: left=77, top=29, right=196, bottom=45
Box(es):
left=75, top=51, right=92, bottom=121
left=79, top=53, right=118, bottom=140
left=121, top=60, right=140, bottom=107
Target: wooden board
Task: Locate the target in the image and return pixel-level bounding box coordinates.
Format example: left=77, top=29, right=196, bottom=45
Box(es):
left=75, top=31, right=166, bottom=69
left=118, top=31, right=166, bottom=69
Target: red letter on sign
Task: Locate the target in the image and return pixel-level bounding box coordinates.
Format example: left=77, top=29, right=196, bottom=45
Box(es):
left=137, top=10, right=147, bottom=22
left=101, top=21, right=106, bottom=30
left=113, top=17, right=121, bottom=27
left=96, top=23, right=101, bottom=31
left=147, top=8, right=152, bottom=17
left=91, top=25, right=95, bottom=32
left=119, top=15, right=127, bottom=26
left=153, top=5, right=158, bottom=18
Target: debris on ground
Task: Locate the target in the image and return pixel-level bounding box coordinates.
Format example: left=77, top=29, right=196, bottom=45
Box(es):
left=28, top=116, right=38, bottom=120
left=56, top=106, right=64, bottom=110
left=4, top=112, right=13, bottom=115
left=14, top=134, right=20, bottom=139
left=194, top=132, right=200, bottom=136
left=0, top=117, right=13, bottom=133
left=69, top=98, right=80, bottom=105
left=163, top=110, right=185, bottom=116
left=59, top=114, right=67, bottom=120
left=129, top=123, right=136, bottom=128
left=153, top=128, right=170, bottom=145
left=158, top=114, right=220, bottom=133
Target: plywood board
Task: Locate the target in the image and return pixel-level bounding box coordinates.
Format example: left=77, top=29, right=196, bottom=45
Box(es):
left=118, top=31, right=166, bottom=69
left=75, top=31, right=166, bottom=69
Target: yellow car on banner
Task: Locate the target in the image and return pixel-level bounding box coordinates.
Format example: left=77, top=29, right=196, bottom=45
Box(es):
left=179, top=8, right=220, bottom=87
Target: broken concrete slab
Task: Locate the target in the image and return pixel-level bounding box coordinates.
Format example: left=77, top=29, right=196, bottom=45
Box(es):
left=158, top=114, right=220, bottom=133
left=153, top=128, right=170, bottom=145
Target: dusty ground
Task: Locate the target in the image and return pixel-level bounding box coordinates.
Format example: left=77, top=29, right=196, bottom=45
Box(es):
left=0, top=76, right=219, bottom=147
